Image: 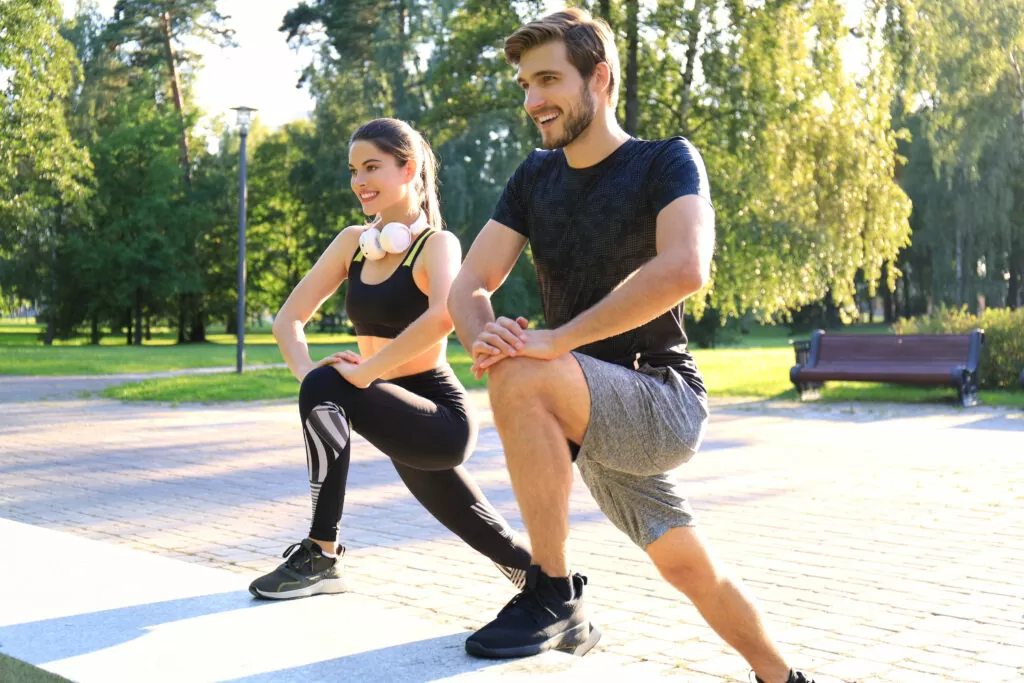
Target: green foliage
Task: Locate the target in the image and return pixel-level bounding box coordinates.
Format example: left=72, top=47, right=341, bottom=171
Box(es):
left=8, top=0, right=1013, bottom=348
left=883, top=0, right=1024, bottom=311
left=0, top=0, right=93, bottom=337
left=893, top=306, right=1024, bottom=389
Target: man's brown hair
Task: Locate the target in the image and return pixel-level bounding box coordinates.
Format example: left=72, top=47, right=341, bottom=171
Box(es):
left=504, top=8, right=620, bottom=108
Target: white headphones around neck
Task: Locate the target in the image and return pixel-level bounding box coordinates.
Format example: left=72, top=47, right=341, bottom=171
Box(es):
left=358, top=213, right=429, bottom=261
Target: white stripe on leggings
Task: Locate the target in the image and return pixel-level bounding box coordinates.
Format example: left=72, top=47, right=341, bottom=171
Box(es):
left=305, top=420, right=329, bottom=484
left=312, top=404, right=349, bottom=454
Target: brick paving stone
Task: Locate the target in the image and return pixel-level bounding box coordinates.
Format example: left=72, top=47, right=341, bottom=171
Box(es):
left=950, top=662, right=1022, bottom=682
left=2, top=394, right=1023, bottom=682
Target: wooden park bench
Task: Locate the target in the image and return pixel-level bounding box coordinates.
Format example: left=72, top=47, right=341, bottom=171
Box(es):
left=790, top=329, right=985, bottom=407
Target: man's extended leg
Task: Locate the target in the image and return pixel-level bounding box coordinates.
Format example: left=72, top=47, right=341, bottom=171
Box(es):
left=561, top=353, right=807, bottom=682
left=647, top=527, right=792, bottom=683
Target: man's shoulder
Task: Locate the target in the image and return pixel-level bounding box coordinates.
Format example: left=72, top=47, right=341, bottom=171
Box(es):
left=519, top=147, right=562, bottom=172
left=634, top=136, right=702, bottom=162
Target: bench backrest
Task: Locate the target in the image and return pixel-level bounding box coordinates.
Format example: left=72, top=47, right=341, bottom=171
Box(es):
left=811, top=331, right=982, bottom=368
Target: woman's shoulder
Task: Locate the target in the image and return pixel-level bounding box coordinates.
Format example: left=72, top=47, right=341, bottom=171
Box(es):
left=319, top=224, right=371, bottom=271
left=416, top=229, right=461, bottom=265
left=424, top=228, right=461, bottom=251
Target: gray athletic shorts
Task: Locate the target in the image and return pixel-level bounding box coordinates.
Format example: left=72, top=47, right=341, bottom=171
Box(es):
left=572, top=352, right=709, bottom=549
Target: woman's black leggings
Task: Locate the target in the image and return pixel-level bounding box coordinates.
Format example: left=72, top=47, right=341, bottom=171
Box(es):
left=298, top=363, right=530, bottom=572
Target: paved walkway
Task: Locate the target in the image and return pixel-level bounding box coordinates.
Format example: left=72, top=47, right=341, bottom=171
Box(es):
left=1, top=379, right=1022, bottom=682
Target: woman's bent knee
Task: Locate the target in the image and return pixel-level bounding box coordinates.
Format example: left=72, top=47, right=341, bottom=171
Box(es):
left=299, top=365, right=351, bottom=413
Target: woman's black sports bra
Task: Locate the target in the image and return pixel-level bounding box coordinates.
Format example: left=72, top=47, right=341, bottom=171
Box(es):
left=344, top=228, right=436, bottom=339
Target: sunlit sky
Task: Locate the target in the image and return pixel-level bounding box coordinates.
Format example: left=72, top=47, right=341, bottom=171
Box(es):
left=61, top=0, right=865, bottom=136
left=61, top=0, right=316, bottom=133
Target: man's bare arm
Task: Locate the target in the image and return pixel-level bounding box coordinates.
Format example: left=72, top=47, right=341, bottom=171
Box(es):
left=448, top=220, right=529, bottom=356
left=552, top=195, right=715, bottom=353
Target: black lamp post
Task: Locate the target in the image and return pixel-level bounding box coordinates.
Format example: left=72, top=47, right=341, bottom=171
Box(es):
left=232, top=105, right=256, bottom=374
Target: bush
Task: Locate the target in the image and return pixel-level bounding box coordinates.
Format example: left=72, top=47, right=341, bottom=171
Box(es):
left=893, top=306, right=1024, bottom=389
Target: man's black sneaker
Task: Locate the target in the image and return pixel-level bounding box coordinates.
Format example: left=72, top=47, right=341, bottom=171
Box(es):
left=754, top=670, right=816, bottom=683
left=248, top=539, right=346, bottom=599
left=465, top=565, right=602, bottom=659
left=493, top=562, right=528, bottom=590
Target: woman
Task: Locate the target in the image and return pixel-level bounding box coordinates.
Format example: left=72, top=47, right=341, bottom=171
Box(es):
left=249, top=118, right=531, bottom=599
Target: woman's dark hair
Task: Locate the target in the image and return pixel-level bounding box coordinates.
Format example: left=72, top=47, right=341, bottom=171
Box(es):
left=350, top=118, right=443, bottom=230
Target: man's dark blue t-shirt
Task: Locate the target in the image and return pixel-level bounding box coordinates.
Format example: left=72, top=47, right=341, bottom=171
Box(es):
left=492, top=136, right=710, bottom=394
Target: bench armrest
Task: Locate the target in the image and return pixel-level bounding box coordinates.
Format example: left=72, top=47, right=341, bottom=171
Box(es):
left=966, top=328, right=984, bottom=374
left=808, top=329, right=825, bottom=367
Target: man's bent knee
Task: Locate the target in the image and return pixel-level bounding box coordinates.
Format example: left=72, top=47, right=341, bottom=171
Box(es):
left=487, top=356, right=554, bottom=404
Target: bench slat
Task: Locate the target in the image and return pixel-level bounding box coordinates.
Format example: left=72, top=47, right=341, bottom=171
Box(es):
left=816, top=335, right=973, bottom=363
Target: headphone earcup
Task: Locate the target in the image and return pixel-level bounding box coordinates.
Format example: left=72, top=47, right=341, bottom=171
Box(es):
left=359, top=228, right=386, bottom=261
left=379, top=222, right=413, bottom=253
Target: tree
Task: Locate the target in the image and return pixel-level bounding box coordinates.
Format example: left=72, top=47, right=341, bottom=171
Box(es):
left=105, top=0, right=234, bottom=186
left=0, top=0, right=92, bottom=343
left=879, top=0, right=1024, bottom=309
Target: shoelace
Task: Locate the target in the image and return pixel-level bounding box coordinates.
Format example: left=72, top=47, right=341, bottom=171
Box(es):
left=281, top=542, right=313, bottom=571
left=498, top=582, right=567, bottom=625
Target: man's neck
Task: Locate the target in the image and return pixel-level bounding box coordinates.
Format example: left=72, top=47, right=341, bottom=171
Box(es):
left=562, top=112, right=631, bottom=169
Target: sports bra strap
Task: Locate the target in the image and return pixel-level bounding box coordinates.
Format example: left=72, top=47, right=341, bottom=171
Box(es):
left=401, top=228, right=436, bottom=267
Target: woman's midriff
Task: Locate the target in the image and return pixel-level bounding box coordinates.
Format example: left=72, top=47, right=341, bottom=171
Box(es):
left=357, top=336, right=448, bottom=381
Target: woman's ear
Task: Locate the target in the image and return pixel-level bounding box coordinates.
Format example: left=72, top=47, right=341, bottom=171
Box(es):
left=404, top=159, right=419, bottom=184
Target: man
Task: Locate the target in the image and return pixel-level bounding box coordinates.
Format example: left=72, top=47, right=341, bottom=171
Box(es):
left=447, top=9, right=814, bottom=683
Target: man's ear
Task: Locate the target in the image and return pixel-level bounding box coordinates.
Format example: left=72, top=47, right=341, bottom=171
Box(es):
left=591, top=61, right=613, bottom=104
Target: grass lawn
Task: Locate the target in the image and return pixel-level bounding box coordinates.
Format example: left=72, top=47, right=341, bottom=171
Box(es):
left=0, top=318, right=359, bottom=376
left=100, top=345, right=486, bottom=403
left=99, top=341, right=1024, bottom=408
left=0, top=654, right=72, bottom=683
left=7, top=316, right=1022, bottom=407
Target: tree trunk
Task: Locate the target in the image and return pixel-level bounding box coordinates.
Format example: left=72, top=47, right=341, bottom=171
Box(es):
left=882, top=263, right=896, bottom=323
left=189, top=298, right=206, bottom=342
left=160, top=10, right=191, bottom=187
left=393, top=1, right=409, bottom=119
left=177, top=298, right=187, bottom=343
left=598, top=0, right=612, bottom=27
left=624, top=0, right=638, bottom=134
left=144, top=315, right=152, bottom=341
left=90, top=314, right=101, bottom=345
left=1009, top=50, right=1024, bottom=137
left=133, top=291, right=143, bottom=346
left=125, top=308, right=133, bottom=345
left=1008, top=243, right=1024, bottom=309
left=44, top=213, right=59, bottom=346
left=679, top=1, right=702, bottom=131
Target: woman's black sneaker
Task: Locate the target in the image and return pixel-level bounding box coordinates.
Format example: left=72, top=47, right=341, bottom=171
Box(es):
left=754, top=670, right=816, bottom=683
left=465, top=565, right=602, bottom=659
left=248, top=539, right=347, bottom=599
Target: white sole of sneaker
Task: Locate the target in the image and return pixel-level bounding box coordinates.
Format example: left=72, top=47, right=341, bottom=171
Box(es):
left=249, top=576, right=347, bottom=600
left=464, top=621, right=602, bottom=659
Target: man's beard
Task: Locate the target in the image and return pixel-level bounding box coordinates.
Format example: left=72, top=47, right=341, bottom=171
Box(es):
left=540, top=84, right=597, bottom=150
